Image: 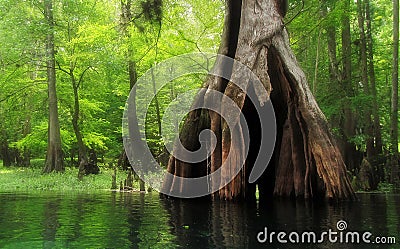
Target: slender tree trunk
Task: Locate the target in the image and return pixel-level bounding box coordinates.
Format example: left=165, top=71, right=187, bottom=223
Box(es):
left=365, top=0, right=384, bottom=185
left=357, top=0, right=375, bottom=159
left=325, top=16, right=341, bottom=87
left=151, top=66, right=162, bottom=138
left=357, top=0, right=378, bottom=161
left=340, top=0, right=359, bottom=173
left=127, top=56, right=146, bottom=192
left=324, top=6, right=342, bottom=136
left=365, top=0, right=382, bottom=156
left=0, top=128, right=12, bottom=167
left=43, top=0, right=64, bottom=173
left=69, top=70, right=92, bottom=179
left=391, top=0, right=399, bottom=184
left=22, top=113, right=31, bottom=167
left=341, top=0, right=352, bottom=95
left=58, top=20, right=99, bottom=178
left=120, top=0, right=145, bottom=191
left=163, top=0, right=355, bottom=200
left=312, top=30, right=321, bottom=95
left=209, top=0, right=242, bottom=199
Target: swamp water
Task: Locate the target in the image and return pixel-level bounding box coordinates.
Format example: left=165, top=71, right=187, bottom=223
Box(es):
left=0, top=192, right=399, bottom=248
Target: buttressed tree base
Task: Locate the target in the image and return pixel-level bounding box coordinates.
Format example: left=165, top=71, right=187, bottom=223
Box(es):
left=163, top=0, right=355, bottom=200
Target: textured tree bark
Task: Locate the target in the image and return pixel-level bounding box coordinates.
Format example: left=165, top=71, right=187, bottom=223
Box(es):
left=163, top=0, right=355, bottom=200
left=43, top=0, right=64, bottom=173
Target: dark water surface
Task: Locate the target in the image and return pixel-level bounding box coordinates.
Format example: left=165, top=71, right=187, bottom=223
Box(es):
left=0, top=191, right=399, bottom=248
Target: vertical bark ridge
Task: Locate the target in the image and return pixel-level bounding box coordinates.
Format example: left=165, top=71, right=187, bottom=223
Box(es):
left=216, top=0, right=283, bottom=200
left=271, top=30, right=355, bottom=199
left=164, top=89, right=210, bottom=195
left=207, top=0, right=242, bottom=199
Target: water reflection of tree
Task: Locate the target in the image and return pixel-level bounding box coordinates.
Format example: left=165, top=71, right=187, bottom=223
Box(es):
left=161, top=196, right=400, bottom=248
left=125, top=193, right=144, bottom=247
left=161, top=197, right=252, bottom=248
left=69, top=194, right=85, bottom=246
left=41, top=197, right=61, bottom=249
left=122, top=193, right=177, bottom=248
left=386, top=194, right=400, bottom=242
left=210, top=201, right=252, bottom=247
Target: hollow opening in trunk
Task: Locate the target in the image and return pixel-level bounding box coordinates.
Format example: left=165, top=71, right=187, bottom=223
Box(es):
left=258, top=47, right=328, bottom=199
left=238, top=48, right=288, bottom=201
left=240, top=84, right=270, bottom=201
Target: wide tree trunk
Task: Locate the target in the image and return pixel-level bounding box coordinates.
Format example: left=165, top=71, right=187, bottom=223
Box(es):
left=43, top=0, right=64, bottom=173
left=163, top=0, right=355, bottom=200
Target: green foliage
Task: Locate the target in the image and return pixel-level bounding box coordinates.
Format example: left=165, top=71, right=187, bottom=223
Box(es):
left=377, top=182, right=395, bottom=193
left=0, top=0, right=225, bottom=175
left=11, top=122, right=48, bottom=157
left=348, top=134, right=367, bottom=152
left=0, top=165, right=135, bottom=192
left=287, top=0, right=395, bottom=159
left=29, top=158, right=46, bottom=169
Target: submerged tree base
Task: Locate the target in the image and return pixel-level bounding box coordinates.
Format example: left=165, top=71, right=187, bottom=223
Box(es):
left=162, top=0, right=355, bottom=200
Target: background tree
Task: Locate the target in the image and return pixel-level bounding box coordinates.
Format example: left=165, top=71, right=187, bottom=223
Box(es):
left=43, top=0, right=64, bottom=173
left=54, top=0, right=110, bottom=178
left=340, top=0, right=359, bottom=174
left=118, top=0, right=150, bottom=191
left=391, top=0, right=399, bottom=185
left=287, top=0, right=394, bottom=190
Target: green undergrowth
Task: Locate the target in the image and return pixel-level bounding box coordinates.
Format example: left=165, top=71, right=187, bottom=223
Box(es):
left=0, top=163, right=138, bottom=192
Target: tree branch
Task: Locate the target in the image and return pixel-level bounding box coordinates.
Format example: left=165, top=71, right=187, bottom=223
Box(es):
left=77, top=66, right=94, bottom=89
left=56, top=61, right=71, bottom=75
left=286, top=0, right=305, bottom=25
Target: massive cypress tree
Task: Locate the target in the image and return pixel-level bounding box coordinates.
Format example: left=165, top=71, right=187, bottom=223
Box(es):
left=161, top=0, right=355, bottom=200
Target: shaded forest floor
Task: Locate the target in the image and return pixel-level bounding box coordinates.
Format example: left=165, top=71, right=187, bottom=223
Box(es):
left=0, top=160, right=137, bottom=192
